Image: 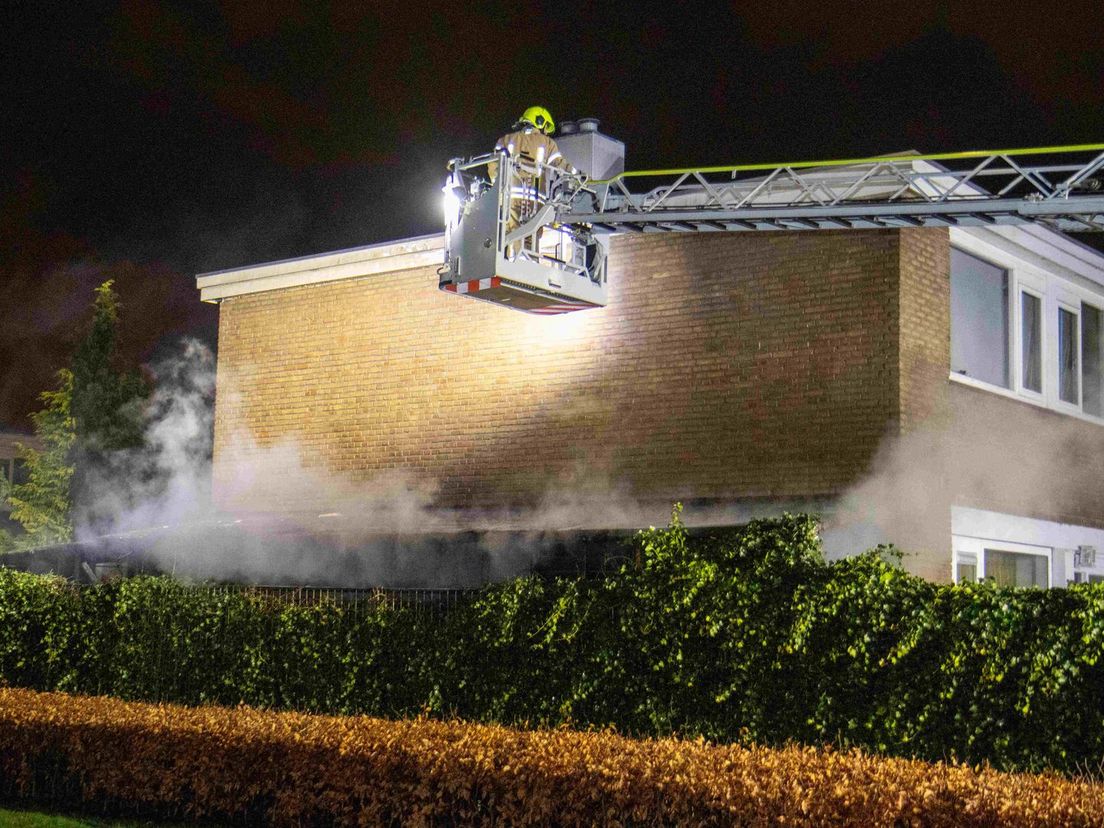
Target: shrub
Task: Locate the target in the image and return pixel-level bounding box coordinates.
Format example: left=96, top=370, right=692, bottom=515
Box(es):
left=3, top=688, right=1103, bottom=826
left=1, top=513, right=1104, bottom=773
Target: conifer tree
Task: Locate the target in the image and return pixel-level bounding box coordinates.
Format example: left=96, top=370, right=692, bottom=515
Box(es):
left=1, top=280, right=148, bottom=548
left=68, top=280, right=149, bottom=533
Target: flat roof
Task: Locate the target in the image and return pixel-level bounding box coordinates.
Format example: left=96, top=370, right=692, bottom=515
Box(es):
left=195, top=233, right=444, bottom=302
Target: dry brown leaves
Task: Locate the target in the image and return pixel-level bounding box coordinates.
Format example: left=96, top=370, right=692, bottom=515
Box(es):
left=0, top=687, right=1101, bottom=826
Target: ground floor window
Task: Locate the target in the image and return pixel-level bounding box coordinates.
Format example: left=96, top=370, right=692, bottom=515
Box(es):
left=955, top=552, right=978, bottom=583
left=984, top=548, right=1049, bottom=588
left=952, top=536, right=1051, bottom=588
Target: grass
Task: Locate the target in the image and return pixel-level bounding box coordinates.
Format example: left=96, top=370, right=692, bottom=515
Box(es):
left=0, top=807, right=200, bottom=827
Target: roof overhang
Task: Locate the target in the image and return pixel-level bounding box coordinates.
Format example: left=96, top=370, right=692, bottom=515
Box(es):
left=195, top=233, right=444, bottom=302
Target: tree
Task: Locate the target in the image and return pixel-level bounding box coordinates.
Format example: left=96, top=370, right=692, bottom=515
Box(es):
left=1, top=280, right=148, bottom=548
left=67, top=280, right=149, bottom=533
left=0, top=370, right=76, bottom=549
left=70, top=280, right=148, bottom=451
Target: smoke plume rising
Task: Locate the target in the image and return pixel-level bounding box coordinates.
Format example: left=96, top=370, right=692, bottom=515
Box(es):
left=67, top=341, right=660, bottom=586
left=75, top=340, right=1103, bottom=587
left=821, top=389, right=1104, bottom=574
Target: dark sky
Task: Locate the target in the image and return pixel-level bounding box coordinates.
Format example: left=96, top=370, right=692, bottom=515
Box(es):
left=4, top=0, right=1104, bottom=429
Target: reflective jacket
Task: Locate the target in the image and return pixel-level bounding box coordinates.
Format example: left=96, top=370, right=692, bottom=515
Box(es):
left=488, top=128, right=567, bottom=183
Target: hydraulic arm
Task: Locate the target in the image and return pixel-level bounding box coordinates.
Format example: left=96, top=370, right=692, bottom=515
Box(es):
left=440, top=144, right=1104, bottom=313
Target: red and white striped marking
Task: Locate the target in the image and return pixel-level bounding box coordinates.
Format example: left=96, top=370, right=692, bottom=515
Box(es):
left=443, top=277, right=501, bottom=294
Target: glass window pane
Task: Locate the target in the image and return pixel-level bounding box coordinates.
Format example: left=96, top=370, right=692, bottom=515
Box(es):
left=11, top=460, right=29, bottom=486
left=951, top=249, right=1009, bottom=388
left=1059, top=307, right=1080, bottom=404
left=1021, top=292, right=1042, bottom=393
left=1082, top=303, right=1103, bottom=416
left=984, top=549, right=1048, bottom=588
left=956, top=562, right=977, bottom=583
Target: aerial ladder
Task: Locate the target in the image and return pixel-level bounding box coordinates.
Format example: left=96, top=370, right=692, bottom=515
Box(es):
left=440, top=143, right=1104, bottom=314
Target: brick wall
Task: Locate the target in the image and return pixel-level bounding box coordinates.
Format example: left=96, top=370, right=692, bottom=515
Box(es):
left=892, top=229, right=953, bottom=577
left=210, top=226, right=1104, bottom=583
left=0, top=432, right=39, bottom=461
left=213, top=231, right=905, bottom=513
left=897, top=229, right=951, bottom=432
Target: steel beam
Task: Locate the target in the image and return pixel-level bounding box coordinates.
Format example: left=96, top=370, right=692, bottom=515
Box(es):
left=561, top=194, right=1104, bottom=234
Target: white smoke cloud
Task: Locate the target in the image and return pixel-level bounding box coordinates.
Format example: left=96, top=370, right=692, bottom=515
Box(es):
left=67, top=341, right=673, bottom=586
left=820, top=390, right=1104, bottom=574
left=84, top=342, right=1077, bottom=588
left=74, top=339, right=215, bottom=541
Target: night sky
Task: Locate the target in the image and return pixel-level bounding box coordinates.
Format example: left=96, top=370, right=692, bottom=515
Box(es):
left=4, top=1, right=1104, bottom=430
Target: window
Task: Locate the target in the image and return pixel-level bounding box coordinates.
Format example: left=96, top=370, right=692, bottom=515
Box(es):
left=1059, top=306, right=1080, bottom=405
left=956, top=552, right=977, bottom=583
left=11, top=459, right=28, bottom=486
left=1021, top=291, right=1042, bottom=393
left=949, top=235, right=1104, bottom=423
left=953, top=536, right=1051, bottom=587
left=984, top=548, right=1049, bottom=588
left=951, top=248, right=1009, bottom=388
left=1082, top=303, right=1104, bottom=417
left=1056, top=301, right=1104, bottom=414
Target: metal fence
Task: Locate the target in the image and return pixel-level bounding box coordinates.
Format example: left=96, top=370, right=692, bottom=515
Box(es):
left=171, top=583, right=477, bottom=617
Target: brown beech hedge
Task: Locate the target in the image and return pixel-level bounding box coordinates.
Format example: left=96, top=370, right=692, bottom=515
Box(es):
left=1, top=688, right=1102, bottom=826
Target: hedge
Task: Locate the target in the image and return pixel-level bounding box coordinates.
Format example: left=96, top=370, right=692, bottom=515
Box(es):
left=1, top=511, right=1104, bottom=774
left=3, top=688, right=1103, bottom=826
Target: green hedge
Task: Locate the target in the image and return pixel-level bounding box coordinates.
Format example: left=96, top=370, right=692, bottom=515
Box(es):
left=1, top=511, right=1103, bottom=774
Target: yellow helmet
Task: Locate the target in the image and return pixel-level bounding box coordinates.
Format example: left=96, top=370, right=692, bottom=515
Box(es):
left=518, top=105, right=555, bottom=135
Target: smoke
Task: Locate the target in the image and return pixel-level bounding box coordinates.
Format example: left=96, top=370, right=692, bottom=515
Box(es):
left=85, top=342, right=1104, bottom=588
left=64, top=338, right=837, bottom=587
left=72, top=339, right=215, bottom=541
left=65, top=341, right=663, bottom=586
left=820, top=390, right=1104, bottom=572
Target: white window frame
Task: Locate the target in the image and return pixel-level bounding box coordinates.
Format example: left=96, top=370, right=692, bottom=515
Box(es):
left=949, top=231, right=1104, bottom=427
left=952, top=535, right=1052, bottom=587
left=1054, top=297, right=1082, bottom=411
left=1079, top=298, right=1104, bottom=418
left=1017, top=285, right=1046, bottom=401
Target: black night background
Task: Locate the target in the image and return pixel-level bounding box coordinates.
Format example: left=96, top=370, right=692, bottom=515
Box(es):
left=4, top=0, right=1103, bottom=429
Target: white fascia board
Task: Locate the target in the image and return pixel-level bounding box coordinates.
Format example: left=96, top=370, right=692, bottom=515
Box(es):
left=195, top=233, right=445, bottom=302
left=966, top=224, right=1104, bottom=289
left=911, top=158, right=1104, bottom=289
left=953, top=506, right=1104, bottom=555
left=950, top=225, right=1104, bottom=294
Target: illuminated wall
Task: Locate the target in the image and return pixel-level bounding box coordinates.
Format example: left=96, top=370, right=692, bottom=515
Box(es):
left=212, top=230, right=935, bottom=511
left=206, top=226, right=1104, bottom=582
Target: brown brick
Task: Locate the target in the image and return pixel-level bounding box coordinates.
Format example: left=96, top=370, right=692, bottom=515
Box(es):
left=213, top=231, right=902, bottom=514
left=210, top=228, right=1104, bottom=584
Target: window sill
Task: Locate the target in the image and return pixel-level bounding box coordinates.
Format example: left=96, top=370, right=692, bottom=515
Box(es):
left=948, top=372, right=1104, bottom=428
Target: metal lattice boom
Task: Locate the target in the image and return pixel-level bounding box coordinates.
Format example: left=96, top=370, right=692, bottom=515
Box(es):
left=557, top=144, right=1104, bottom=234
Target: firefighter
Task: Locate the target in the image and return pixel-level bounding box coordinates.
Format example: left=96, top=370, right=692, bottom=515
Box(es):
left=490, top=106, right=565, bottom=178
left=488, top=106, right=569, bottom=255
